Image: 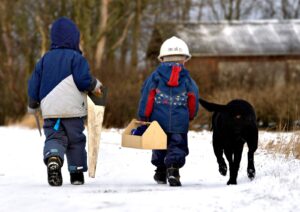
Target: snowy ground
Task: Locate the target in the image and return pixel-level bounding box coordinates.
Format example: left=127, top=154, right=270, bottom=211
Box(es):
left=0, top=127, right=300, bottom=212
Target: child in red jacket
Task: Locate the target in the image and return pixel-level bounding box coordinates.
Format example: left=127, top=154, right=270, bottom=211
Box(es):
left=138, top=36, right=199, bottom=186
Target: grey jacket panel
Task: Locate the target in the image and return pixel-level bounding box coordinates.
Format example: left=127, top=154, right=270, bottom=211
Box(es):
left=41, top=75, right=87, bottom=118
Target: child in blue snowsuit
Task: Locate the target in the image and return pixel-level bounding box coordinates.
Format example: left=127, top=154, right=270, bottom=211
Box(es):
left=138, top=36, right=199, bottom=186
left=27, top=17, right=102, bottom=186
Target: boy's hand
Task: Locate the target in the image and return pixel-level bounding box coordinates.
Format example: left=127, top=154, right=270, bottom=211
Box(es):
left=92, top=79, right=103, bottom=97
left=93, top=87, right=102, bottom=97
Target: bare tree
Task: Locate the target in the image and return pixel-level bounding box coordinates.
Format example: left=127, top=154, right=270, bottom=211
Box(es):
left=256, top=0, right=277, bottom=19
left=195, top=0, right=209, bottom=21
left=131, top=0, right=142, bottom=69
left=281, top=0, right=300, bottom=19
left=205, top=0, right=259, bottom=21
left=182, top=0, right=192, bottom=21
left=94, top=0, right=110, bottom=71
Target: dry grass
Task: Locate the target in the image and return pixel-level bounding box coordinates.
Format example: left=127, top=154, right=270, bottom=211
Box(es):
left=10, top=114, right=43, bottom=129
left=4, top=66, right=300, bottom=131
left=263, top=132, right=300, bottom=159
left=197, top=84, right=300, bottom=130
left=288, top=133, right=300, bottom=159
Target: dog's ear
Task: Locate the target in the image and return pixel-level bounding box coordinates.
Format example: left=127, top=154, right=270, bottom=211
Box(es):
left=199, top=98, right=227, bottom=112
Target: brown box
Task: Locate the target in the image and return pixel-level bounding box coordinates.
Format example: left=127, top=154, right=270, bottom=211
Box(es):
left=122, top=119, right=167, bottom=149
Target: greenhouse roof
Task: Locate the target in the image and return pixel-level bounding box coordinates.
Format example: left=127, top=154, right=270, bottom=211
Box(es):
left=158, top=20, right=300, bottom=56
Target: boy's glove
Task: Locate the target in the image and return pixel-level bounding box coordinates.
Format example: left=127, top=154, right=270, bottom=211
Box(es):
left=92, top=79, right=103, bottom=97
left=27, top=106, right=39, bottom=115
left=139, top=117, right=149, bottom=122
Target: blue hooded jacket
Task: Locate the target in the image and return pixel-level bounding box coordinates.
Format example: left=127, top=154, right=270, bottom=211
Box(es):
left=28, top=17, right=96, bottom=118
left=138, top=62, right=199, bottom=133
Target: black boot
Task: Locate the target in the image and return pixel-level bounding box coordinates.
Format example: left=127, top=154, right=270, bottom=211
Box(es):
left=47, top=157, right=62, bottom=186
left=167, top=167, right=181, bottom=186
left=70, top=172, right=84, bottom=185
left=154, top=167, right=167, bottom=184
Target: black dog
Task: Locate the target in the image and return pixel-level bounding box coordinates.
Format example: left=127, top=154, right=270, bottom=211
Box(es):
left=199, top=98, right=258, bottom=185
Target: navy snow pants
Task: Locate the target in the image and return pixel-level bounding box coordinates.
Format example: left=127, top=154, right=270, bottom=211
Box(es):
left=43, top=118, right=87, bottom=173
left=151, top=133, right=188, bottom=169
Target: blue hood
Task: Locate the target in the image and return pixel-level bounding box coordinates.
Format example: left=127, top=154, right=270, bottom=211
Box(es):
left=156, top=62, right=189, bottom=86
left=50, top=17, right=81, bottom=53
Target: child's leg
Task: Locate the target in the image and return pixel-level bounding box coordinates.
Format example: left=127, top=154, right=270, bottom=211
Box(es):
left=151, top=150, right=167, bottom=168
left=62, top=118, right=87, bottom=174
left=43, top=119, right=68, bottom=186
left=151, top=150, right=167, bottom=184
left=164, top=133, right=188, bottom=186
left=164, top=133, right=188, bottom=168
left=43, top=119, right=68, bottom=164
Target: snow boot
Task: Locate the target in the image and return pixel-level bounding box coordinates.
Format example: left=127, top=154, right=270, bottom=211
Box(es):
left=167, top=167, right=181, bottom=187
left=70, top=172, right=84, bottom=185
left=47, top=157, right=62, bottom=186
left=153, top=167, right=167, bottom=184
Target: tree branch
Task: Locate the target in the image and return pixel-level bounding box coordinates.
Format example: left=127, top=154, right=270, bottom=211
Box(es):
left=110, top=13, right=134, bottom=51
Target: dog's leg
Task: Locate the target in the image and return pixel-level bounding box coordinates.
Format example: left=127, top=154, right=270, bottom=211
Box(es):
left=247, top=151, right=255, bottom=180
left=213, top=134, right=227, bottom=176
left=224, top=150, right=235, bottom=185
left=246, top=128, right=258, bottom=180
left=225, top=145, right=243, bottom=185
left=247, top=145, right=257, bottom=180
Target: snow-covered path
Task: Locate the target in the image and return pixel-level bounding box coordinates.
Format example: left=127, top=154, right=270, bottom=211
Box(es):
left=0, top=127, right=299, bottom=212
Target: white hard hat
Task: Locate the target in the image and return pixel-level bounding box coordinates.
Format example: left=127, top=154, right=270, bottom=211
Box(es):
left=158, top=36, right=191, bottom=62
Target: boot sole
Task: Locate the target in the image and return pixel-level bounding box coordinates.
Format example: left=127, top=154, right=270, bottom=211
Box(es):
left=168, top=176, right=181, bottom=186
left=71, top=180, right=84, bottom=185
left=154, top=176, right=167, bottom=184
left=48, top=163, right=62, bottom=186
left=70, top=173, right=84, bottom=185
left=155, top=180, right=167, bottom=184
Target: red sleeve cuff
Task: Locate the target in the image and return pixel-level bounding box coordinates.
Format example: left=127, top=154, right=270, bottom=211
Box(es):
left=145, top=89, right=156, bottom=117
left=187, top=92, right=196, bottom=120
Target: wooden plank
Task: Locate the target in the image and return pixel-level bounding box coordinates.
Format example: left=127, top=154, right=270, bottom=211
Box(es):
left=87, top=96, right=105, bottom=178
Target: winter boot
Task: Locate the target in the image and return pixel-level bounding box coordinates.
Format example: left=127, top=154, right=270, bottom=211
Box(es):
left=167, top=167, right=181, bottom=187
left=70, top=172, right=84, bottom=185
left=47, top=157, right=62, bottom=186
left=153, top=167, right=167, bottom=184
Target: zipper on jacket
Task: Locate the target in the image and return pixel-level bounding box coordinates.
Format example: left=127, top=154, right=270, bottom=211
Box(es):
left=169, top=87, right=172, bottom=132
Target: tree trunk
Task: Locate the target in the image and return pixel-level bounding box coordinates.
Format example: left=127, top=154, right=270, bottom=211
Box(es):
left=94, top=0, right=110, bottom=72
left=235, top=0, right=242, bottom=19
left=35, top=15, right=47, bottom=56
left=182, top=0, right=191, bottom=21
left=130, top=0, right=141, bottom=71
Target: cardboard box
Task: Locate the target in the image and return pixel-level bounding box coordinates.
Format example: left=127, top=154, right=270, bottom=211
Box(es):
left=122, top=119, right=167, bottom=149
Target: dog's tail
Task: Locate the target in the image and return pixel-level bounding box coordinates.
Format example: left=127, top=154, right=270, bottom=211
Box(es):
left=199, top=98, right=227, bottom=113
